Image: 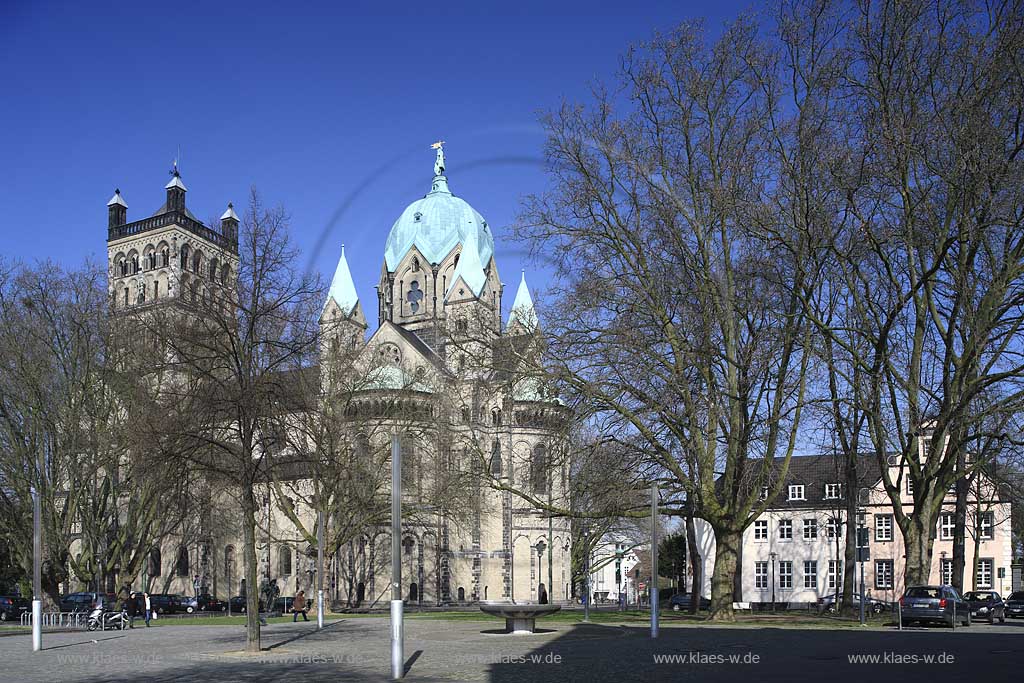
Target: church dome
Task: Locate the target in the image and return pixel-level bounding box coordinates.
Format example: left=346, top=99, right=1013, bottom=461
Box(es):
left=383, top=151, right=495, bottom=271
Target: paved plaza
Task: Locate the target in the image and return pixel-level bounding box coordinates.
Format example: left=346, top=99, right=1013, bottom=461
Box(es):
left=2, top=616, right=1022, bottom=682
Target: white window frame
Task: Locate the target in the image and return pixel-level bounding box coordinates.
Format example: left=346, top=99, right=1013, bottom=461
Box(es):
left=979, top=512, right=994, bottom=540
left=875, top=514, right=893, bottom=542
left=803, top=518, right=817, bottom=540
left=753, top=520, right=768, bottom=541
left=940, top=513, right=954, bottom=540
left=940, top=558, right=953, bottom=585
left=875, top=560, right=894, bottom=589
left=779, top=519, right=793, bottom=540
left=906, top=477, right=915, bottom=496
left=826, top=517, right=841, bottom=538
left=977, top=559, right=993, bottom=589
left=828, top=560, right=842, bottom=590
left=788, top=484, right=806, bottom=501
left=804, top=560, right=818, bottom=589
left=759, top=486, right=769, bottom=501
left=755, top=561, right=768, bottom=589
left=779, top=561, right=793, bottom=590
left=824, top=483, right=842, bottom=499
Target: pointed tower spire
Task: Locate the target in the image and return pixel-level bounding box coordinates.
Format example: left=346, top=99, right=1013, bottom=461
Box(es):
left=107, top=189, right=127, bottom=229
left=324, top=244, right=360, bottom=316
left=507, top=270, right=538, bottom=332
left=445, top=230, right=487, bottom=300
left=165, top=164, right=187, bottom=212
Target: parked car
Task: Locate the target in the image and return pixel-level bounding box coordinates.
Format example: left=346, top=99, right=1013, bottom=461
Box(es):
left=818, top=593, right=888, bottom=614
left=272, top=596, right=295, bottom=614
left=0, top=596, right=30, bottom=621
left=668, top=593, right=710, bottom=611
left=60, top=592, right=115, bottom=613
left=962, top=591, right=1005, bottom=624
left=899, top=585, right=970, bottom=627
left=148, top=593, right=187, bottom=615
left=197, top=594, right=226, bottom=612
left=1005, top=591, right=1024, bottom=619
left=229, top=593, right=264, bottom=614
left=176, top=595, right=197, bottom=614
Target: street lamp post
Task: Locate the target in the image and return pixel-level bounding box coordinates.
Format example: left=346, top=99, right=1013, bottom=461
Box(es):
left=390, top=434, right=404, bottom=680
left=317, top=507, right=325, bottom=629
left=651, top=484, right=659, bottom=639
left=770, top=552, right=777, bottom=613
left=582, top=526, right=590, bottom=623
left=536, top=541, right=547, bottom=603
left=31, top=485, right=41, bottom=652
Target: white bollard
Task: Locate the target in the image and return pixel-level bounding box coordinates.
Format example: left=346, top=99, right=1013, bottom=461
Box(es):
left=390, top=599, right=404, bottom=679
left=31, top=600, right=42, bottom=652
left=317, top=590, right=324, bottom=629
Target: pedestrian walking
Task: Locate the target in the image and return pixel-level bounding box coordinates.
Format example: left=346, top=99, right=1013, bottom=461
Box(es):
left=291, top=590, right=308, bottom=622
left=143, top=592, right=152, bottom=627
left=126, top=591, right=139, bottom=628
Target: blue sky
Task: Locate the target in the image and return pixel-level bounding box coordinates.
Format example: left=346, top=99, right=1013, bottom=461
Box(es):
left=0, top=0, right=751, bottom=318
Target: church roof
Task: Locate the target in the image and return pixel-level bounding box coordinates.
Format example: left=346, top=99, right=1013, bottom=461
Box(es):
left=382, top=154, right=495, bottom=271
left=445, top=229, right=487, bottom=300
left=324, top=245, right=360, bottom=316
left=165, top=173, right=187, bottom=192
left=363, top=365, right=434, bottom=393
left=506, top=271, right=537, bottom=331
left=220, top=203, right=239, bottom=221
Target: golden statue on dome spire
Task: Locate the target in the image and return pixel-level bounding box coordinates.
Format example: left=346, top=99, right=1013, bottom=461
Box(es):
left=431, top=140, right=446, bottom=176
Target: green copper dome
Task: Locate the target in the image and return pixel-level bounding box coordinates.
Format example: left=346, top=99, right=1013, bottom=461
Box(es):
left=383, top=169, right=495, bottom=272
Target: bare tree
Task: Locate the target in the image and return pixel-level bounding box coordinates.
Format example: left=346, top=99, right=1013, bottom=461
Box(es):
left=134, top=189, right=321, bottom=652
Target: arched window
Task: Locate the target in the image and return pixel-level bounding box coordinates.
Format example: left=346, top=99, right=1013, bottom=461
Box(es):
left=119, top=258, right=128, bottom=277
left=192, top=251, right=203, bottom=276
left=221, top=264, right=231, bottom=286
left=457, top=586, right=465, bottom=602
left=490, top=440, right=502, bottom=477
left=148, top=547, right=162, bottom=577
left=531, top=444, right=548, bottom=494
left=175, top=546, right=189, bottom=577
left=409, top=582, right=418, bottom=601
left=146, top=251, right=156, bottom=270
left=180, top=244, right=190, bottom=271
left=161, top=246, right=170, bottom=267
left=209, top=258, right=219, bottom=281
left=123, top=288, right=129, bottom=307
left=130, top=254, right=139, bottom=274
left=491, top=408, right=502, bottom=426
left=279, top=546, right=292, bottom=576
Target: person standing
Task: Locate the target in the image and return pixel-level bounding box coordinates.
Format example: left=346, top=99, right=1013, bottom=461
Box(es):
left=126, top=591, right=139, bottom=628
left=143, top=592, right=152, bottom=627
left=291, top=590, right=308, bottom=622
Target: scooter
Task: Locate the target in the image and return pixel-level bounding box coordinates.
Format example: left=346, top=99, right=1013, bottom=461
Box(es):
left=86, top=605, right=128, bottom=631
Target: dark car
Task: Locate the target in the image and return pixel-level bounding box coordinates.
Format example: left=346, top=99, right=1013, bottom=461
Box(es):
left=176, top=594, right=198, bottom=614
left=1003, top=591, right=1024, bottom=619
left=272, top=596, right=295, bottom=614
left=668, top=593, right=710, bottom=611
left=962, top=591, right=1005, bottom=624
left=60, top=592, right=115, bottom=613
left=0, top=596, right=30, bottom=621
left=228, top=595, right=265, bottom=613
left=899, top=585, right=970, bottom=627
left=148, top=593, right=186, bottom=615
left=818, top=593, right=888, bottom=614
left=197, top=594, right=226, bottom=612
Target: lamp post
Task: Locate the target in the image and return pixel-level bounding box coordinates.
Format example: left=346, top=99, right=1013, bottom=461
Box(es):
left=582, top=526, right=590, bottom=622
left=390, top=434, right=403, bottom=680
left=940, top=550, right=948, bottom=585
left=317, top=507, right=325, bottom=629
left=651, top=483, right=659, bottom=639
left=536, top=541, right=547, bottom=603
left=31, top=485, right=41, bottom=652
left=770, top=552, right=777, bottom=613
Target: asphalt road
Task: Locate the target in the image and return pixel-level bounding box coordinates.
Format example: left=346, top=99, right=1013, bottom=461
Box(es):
left=2, top=616, right=1021, bottom=682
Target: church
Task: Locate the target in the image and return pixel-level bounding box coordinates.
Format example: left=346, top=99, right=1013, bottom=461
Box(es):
left=103, top=145, right=573, bottom=608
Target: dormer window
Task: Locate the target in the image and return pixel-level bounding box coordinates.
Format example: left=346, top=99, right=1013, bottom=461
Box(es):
left=413, top=212, right=422, bottom=222
left=758, top=486, right=769, bottom=500
left=824, top=483, right=843, bottom=499
left=788, top=484, right=805, bottom=501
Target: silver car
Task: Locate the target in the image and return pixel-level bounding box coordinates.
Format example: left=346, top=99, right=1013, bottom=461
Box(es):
left=899, top=585, right=970, bottom=627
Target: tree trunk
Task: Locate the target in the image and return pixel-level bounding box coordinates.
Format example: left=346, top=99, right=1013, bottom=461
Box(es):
left=902, top=512, right=935, bottom=587
left=242, top=488, right=261, bottom=653
left=841, top=498, right=857, bottom=615
left=951, top=457, right=968, bottom=593
left=709, top=526, right=740, bottom=621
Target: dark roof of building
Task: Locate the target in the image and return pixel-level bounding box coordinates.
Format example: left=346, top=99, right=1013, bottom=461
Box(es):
left=388, top=323, right=450, bottom=375
left=761, top=452, right=883, bottom=510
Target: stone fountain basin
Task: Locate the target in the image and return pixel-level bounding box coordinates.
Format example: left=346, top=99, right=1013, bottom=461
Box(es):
left=479, top=602, right=562, bottom=634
